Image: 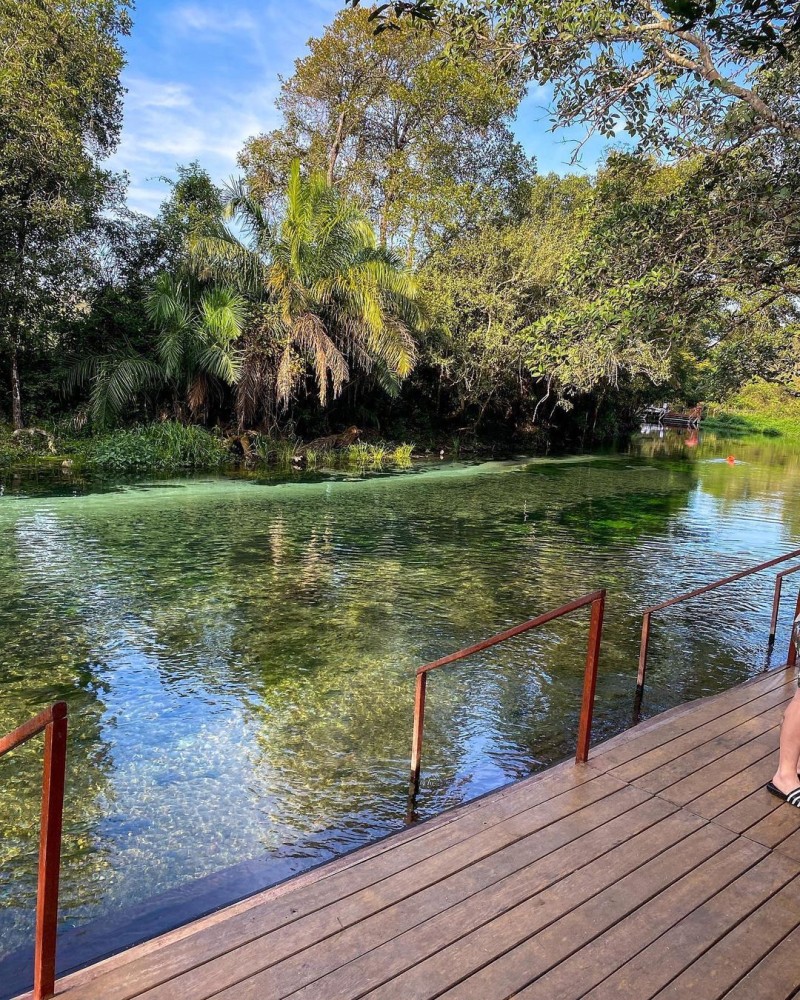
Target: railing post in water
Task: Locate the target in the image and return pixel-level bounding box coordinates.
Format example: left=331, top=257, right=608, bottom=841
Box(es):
left=0, top=702, right=68, bottom=1000
left=406, top=672, right=427, bottom=823
left=35, top=703, right=68, bottom=1000
left=405, top=590, right=606, bottom=822
left=771, top=565, right=800, bottom=646
left=633, top=611, right=651, bottom=725
left=575, top=591, right=606, bottom=764
left=770, top=575, right=784, bottom=646
left=789, top=590, right=800, bottom=669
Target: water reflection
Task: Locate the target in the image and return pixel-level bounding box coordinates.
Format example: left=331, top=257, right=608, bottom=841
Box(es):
left=2, top=431, right=800, bottom=965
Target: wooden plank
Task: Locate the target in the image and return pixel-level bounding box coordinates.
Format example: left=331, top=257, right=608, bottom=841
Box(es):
left=739, top=787, right=800, bottom=849
left=353, top=818, right=726, bottom=1000
left=607, top=682, right=791, bottom=785
left=624, top=706, right=783, bottom=796
left=511, top=838, right=780, bottom=1000
left=716, top=922, right=800, bottom=1000
left=574, top=852, right=798, bottom=1000
left=712, top=782, right=781, bottom=835
left=766, top=822, right=800, bottom=862
left=688, top=748, right=777, bottom=822
left=650, top=875, right=800, bottom=1000
left=587, top=668, right=792, bottom=772
left=648, top=728, right=780, bottom=807
left=58, top=772, right=626, bottom=1000
left=198, top=793, right=673, bottom=1000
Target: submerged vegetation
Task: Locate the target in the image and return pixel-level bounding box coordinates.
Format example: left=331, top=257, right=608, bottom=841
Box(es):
left=1, top=2, right=799, bottom=454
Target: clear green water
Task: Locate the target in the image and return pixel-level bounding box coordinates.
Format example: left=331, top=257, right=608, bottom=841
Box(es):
left=2, top=431, right=800, bottom=967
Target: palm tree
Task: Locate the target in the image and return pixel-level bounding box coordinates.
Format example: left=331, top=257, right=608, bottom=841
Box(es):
left=145, top=274, right=245, bottom=419
left=191, top=161, right=422, bottom=426
left=68, top=277, right=245, bottom=426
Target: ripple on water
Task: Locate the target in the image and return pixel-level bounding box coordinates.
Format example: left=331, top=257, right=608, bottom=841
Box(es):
left=1, top=434, right=800, bottom=964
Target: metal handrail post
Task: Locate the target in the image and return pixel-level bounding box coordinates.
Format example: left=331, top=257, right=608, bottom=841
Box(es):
left=406, top=590, right=606, bottom=821
left=770, top=564, right=800, bottom=644
left=0, top=703, right=68, bottom=1000
left=635, top=548, right=800, bottom=722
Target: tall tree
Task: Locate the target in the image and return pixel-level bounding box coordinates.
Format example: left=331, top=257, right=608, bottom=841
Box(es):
left=351, top=0, right=800, bottom=155
left=192, top=162, right=423, bottom=427
left=239, top=7, right=533, bottom=260
left=0, top=0, right=130, bottom=427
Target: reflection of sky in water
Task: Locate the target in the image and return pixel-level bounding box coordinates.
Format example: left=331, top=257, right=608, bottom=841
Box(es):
left=2, top=434, right=800, bottom=959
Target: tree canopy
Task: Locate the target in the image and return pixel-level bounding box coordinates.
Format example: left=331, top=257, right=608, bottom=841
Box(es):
left=0, top=0, right=130, bottom=427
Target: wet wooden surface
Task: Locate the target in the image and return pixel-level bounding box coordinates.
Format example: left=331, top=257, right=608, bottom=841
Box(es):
left=28, top=664, right=800, bottom=1000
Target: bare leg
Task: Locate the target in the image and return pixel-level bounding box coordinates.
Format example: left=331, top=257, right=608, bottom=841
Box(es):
left=772, top=688, right=800, bottom=794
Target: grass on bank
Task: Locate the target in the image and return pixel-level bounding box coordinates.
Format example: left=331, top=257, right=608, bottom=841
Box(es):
left=0, top=421, right=417, bottom=473
left=704, top=380, right=800, bottom=444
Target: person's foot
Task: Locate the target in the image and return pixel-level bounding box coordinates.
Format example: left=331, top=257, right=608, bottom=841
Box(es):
left=771, top=771, right=800, bottom=796
left=767, top=773, right=800, bottom=807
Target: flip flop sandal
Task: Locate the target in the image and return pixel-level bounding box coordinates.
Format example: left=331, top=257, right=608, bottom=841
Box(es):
left=766, top=782, right=800, bottom=807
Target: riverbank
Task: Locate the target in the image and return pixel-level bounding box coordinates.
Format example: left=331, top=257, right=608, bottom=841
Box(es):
left=0, top=421, right=422, bottom=474
left=704, top=381, right=800, bottom=444
left=703, top=410, right=800, bottom=444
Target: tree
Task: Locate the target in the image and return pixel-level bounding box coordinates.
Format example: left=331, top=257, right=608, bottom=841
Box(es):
left=351, top=0, right=800, bottom=157
left=238, top=7, right=533, bottom=259
left=0, top=0, right=130, bottom=428
left=354, top=0, right=800, bottom=413
left=192, top=162, right=423, bottom=428
left=420, top=171, right=671, bottom=432
left=67, top=276, right=246, bottom=426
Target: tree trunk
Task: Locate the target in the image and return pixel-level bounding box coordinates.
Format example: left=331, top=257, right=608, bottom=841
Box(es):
left=10, top=337, right=23, bottom=430
left=327, top=112, right=347, bottom=185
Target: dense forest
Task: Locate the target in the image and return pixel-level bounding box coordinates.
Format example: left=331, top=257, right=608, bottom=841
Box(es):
left=1, top=1, right=799, bottom=464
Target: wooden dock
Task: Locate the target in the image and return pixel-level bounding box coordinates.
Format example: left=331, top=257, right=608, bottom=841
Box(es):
left=26, top=663, right=800, bottom=1000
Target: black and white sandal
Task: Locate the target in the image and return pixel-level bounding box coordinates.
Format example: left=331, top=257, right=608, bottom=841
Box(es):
left=766, top=782, right=800, bottom=807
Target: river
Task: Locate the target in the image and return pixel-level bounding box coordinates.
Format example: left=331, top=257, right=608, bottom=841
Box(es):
left=1, top=429, right=799, bottom=977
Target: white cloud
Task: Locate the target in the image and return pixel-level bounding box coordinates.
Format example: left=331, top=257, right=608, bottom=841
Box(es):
left=109, top=71, right=282, bottom=214
left=127, top=78, right=194, bottom=110
left=172, top=3, right=258, bottom=35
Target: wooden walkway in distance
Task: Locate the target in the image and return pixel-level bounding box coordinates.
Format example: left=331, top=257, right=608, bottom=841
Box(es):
left=31, top=663, right=800, bottom=1000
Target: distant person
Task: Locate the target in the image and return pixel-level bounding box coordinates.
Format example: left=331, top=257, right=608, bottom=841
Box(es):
left=767, top=614, right=800, bottom=807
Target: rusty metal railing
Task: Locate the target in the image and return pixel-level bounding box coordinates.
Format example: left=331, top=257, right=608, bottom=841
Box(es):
left=770, top=563, right=800, bottom=644
left=406, top=590, right=605, bottom=821
left=634, top=548, right=800, bottom=722
left=789, top=590, right=800, bottom=670
left=0, top=703, right=68, bottom=1000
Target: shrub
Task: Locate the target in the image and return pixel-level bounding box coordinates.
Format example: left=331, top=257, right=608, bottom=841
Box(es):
left=724, top=379, right=800, bottom=419
left=392, top=443, right=415, bottom=467
left=88, top=422, right=229, bottom=472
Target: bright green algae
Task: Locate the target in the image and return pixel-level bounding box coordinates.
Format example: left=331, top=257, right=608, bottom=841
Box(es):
left=1, top=433, right=800, bottom=958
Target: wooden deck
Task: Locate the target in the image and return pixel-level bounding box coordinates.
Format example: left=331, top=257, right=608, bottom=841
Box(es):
left=27, top=663, right=800, bottom=1000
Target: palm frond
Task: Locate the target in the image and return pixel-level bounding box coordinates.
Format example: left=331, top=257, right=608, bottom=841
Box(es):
left=198, top=287, right=248, bottom=345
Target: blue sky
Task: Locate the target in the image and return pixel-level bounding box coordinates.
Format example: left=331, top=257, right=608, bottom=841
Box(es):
left=112, top=1, right=613, bottom=216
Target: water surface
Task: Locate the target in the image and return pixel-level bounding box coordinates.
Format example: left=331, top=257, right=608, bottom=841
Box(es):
left=2, top=431, right=799, bottom=975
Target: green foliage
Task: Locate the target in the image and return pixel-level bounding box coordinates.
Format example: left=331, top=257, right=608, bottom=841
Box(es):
left=87, top=422, right=229, bottom=472
left=359, top=0, right=800, bottom=155
left=192, top=161, right=422, bottom=425
left=238, top=7, right=533, bottom=256
left=719, top=379, right=800, bottom=419
left=0, top=0, right=130, bottom=426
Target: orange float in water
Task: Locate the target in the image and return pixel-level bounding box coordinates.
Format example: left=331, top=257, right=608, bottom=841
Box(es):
left=727, top=455, right=736, bottom=465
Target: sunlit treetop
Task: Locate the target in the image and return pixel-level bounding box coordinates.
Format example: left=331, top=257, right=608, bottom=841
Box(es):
left=347, top=0, right=800, bottom=155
